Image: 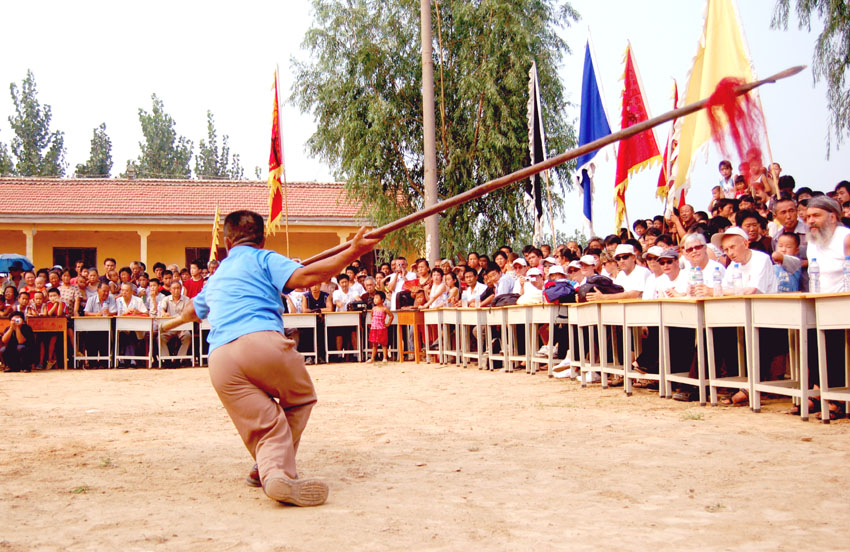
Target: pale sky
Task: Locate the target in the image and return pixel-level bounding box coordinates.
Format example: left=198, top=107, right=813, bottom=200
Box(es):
left=0, top=0, right=846, bottom=239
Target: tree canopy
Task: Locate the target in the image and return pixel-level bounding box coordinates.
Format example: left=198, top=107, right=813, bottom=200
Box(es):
left=6, top=69, right=66, bottom=176
left=773, top=0, right=850, bottom=151
left=75, top=123, right=113, bottom=177
left=127, top=94, right=193, bottom=178
left=195, top=111, right=244, bottom=179
left=293, top=0, right=578, bottom=255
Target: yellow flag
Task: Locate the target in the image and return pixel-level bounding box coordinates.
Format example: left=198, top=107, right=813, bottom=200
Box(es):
left=210, top=204, right=221, bottom=263
left=672, top=0, right=759, bottom=194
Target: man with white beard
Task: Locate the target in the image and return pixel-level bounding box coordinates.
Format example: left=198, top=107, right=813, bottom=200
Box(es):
left=805, top=196, right=850, bottom=293
left=804, top=196, right=850, bottom=420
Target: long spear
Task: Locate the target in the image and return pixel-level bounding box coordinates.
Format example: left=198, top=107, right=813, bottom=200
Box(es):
left=302, top=65, right=805, bottom=265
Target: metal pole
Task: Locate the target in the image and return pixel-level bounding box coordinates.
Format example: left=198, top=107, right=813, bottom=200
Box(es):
left=421, top=0, right=439, bottom=265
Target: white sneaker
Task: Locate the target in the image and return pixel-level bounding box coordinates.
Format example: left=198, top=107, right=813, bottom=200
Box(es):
left=582, top=371, right=601, bottom=383
left=553, top=357, right=572, bottom=370
left=535, top=345, right=551, bottom=357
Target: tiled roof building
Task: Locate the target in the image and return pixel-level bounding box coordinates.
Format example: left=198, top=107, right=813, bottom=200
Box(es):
left=0, top=178, right=367, bottom=269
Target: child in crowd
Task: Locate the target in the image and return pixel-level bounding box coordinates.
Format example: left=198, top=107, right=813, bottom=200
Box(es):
left=44, top=287, right=65, bottom=369
left=27, top=290, right=47, bottom=318
left=368, top=291, right=392, bottom=363
left=772, top=232, right=803, bottom=292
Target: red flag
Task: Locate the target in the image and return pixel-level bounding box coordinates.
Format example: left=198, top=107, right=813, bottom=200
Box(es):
left=657, top=80, right=678, bottom=199
left=267, top=71, right=284, bottom=235
left=614, top=43, right=661, bottom=230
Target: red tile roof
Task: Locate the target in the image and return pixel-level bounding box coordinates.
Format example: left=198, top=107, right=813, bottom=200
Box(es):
left=0, top=177, right=361, bottom=220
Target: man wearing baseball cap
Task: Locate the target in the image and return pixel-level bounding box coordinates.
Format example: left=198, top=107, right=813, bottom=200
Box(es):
left=577, top=255, right=598, bottom=286
left=585, top=244, right=649, bottom=301
left=719, top=227, right=777, bottom=294
left=651, top=248, right=689, bottom=298
left=517, top=267, right=545, bottom=305
left=641, top=246, right=665, bottom=299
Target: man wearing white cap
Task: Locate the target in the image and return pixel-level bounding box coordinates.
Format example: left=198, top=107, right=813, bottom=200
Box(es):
left=566, top=261, right=582, bottom=283
left=586, top=244, right=649, bottom=301
left=511, top=257, right=529, bottom=294
left=546, top=265, right=567, bottom=282
left=577, top=255, right=598, bottom=286
left=517, top=267, right=545, bottom=305
left=542, top=256, right=558, bottom=279
left=720, top=227, right=777, bottom=294
left=641, top=246, right=665, bottom=299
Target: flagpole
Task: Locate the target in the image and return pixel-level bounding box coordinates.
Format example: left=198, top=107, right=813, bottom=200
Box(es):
left=276, top=65, right=291, bottom=257
left=301, top=65, right=805, bottom=265
left=543, top=170, right=556, bottom=243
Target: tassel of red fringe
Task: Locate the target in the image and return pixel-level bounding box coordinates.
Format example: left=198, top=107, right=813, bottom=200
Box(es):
left=706, top=77, right=766, bottom=167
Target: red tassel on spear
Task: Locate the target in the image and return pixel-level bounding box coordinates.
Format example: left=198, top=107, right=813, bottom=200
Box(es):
left=706, top=76, right=767, bottom=168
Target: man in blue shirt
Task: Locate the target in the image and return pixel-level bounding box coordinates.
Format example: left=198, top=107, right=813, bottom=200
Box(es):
left=164, top=210, right=380, bottom=507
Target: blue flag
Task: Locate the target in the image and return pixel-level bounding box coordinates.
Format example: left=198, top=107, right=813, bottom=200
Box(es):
left=576, top=40, right=612, bottom=235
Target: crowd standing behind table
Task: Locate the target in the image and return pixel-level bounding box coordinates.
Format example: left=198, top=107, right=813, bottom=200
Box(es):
left=2, top=169, right=849, bottom=421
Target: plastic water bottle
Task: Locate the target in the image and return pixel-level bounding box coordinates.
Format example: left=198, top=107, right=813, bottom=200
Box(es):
left=843, top=256, right=850, bottom=292
left=809, top=258, right=820, bottom=294
left=693, top=267, right=704, bottom=296
left=731, top=263, right=744, bottom=295
left=713, top=266, right=723, bottom=297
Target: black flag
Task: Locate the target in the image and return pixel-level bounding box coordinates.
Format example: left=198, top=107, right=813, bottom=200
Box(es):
left=527, top=61, right=546, bottom=221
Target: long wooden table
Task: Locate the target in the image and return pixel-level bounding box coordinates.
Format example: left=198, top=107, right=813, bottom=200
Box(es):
left=0, top=316, right=68, bottom=370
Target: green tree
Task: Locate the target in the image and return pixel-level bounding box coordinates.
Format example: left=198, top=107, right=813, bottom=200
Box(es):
left=292, top=0, right=578, bottom=256
left=195, top=111, right=244, bottom=179
left=127, top=94, right=193, bottom=178
left=8, top=69, right=66, bottom=176
left=75, top=123, right=113, bottom=177
left=0, top=136, right=11, bottom=176
left=772, top=0, right=850, bottom=150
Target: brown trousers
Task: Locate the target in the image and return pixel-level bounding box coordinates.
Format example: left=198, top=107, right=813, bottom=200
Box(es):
left=208, top=331, right=316, bottom=484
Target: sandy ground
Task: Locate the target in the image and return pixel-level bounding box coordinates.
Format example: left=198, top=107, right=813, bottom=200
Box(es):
left=1, top=361, right=849, bottom=551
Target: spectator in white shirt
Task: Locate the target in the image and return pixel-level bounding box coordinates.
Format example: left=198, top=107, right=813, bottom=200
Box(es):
left=332, top=274, right=362, bottom=312
left=160, top=281, right=192, bottom=362
left=516, top=267, right=544, bottom=305
left=641, top=246, right=665, bottom=299
left=461, top=268, right=487, bottom=306
left=805, top=196, right=850, bottom=293
left=587, top=244, right=650, bottom=301
left=803, top=196, right=850, bottom=419
left=681, top=233, right=727, bottom=297
left=720, top=227, right=777, bottom=294
left=654, top=249, right=690, bottom=298
left=116, top=283, right=148, bottom=365
left=387, top=257, right=416, bottom=310
left=331, top=274, right=361, bottom=359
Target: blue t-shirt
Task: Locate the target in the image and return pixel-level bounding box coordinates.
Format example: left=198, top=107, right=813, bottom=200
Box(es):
left=193, top=245, right=302, bottom=354
left=773, top=264, right=801, bottom=293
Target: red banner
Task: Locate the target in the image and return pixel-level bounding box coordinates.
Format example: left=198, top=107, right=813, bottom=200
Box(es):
left=614, top=44, right=661, bottom=229
left=267, top=72, right=284, bottom=234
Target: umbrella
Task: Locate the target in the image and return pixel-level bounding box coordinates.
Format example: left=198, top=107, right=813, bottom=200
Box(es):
left=0, top=254, right=34, bottom=272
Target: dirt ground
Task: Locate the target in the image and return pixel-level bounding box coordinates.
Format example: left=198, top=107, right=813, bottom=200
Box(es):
left=1, top=361, right=849, bottom=551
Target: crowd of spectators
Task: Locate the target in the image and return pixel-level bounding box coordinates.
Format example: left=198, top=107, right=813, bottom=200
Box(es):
left=1, top=161, right=848, bottom=418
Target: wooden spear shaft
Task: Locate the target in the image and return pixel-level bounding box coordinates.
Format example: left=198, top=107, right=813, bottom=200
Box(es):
left=303, top=65, right=805, bottom=266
